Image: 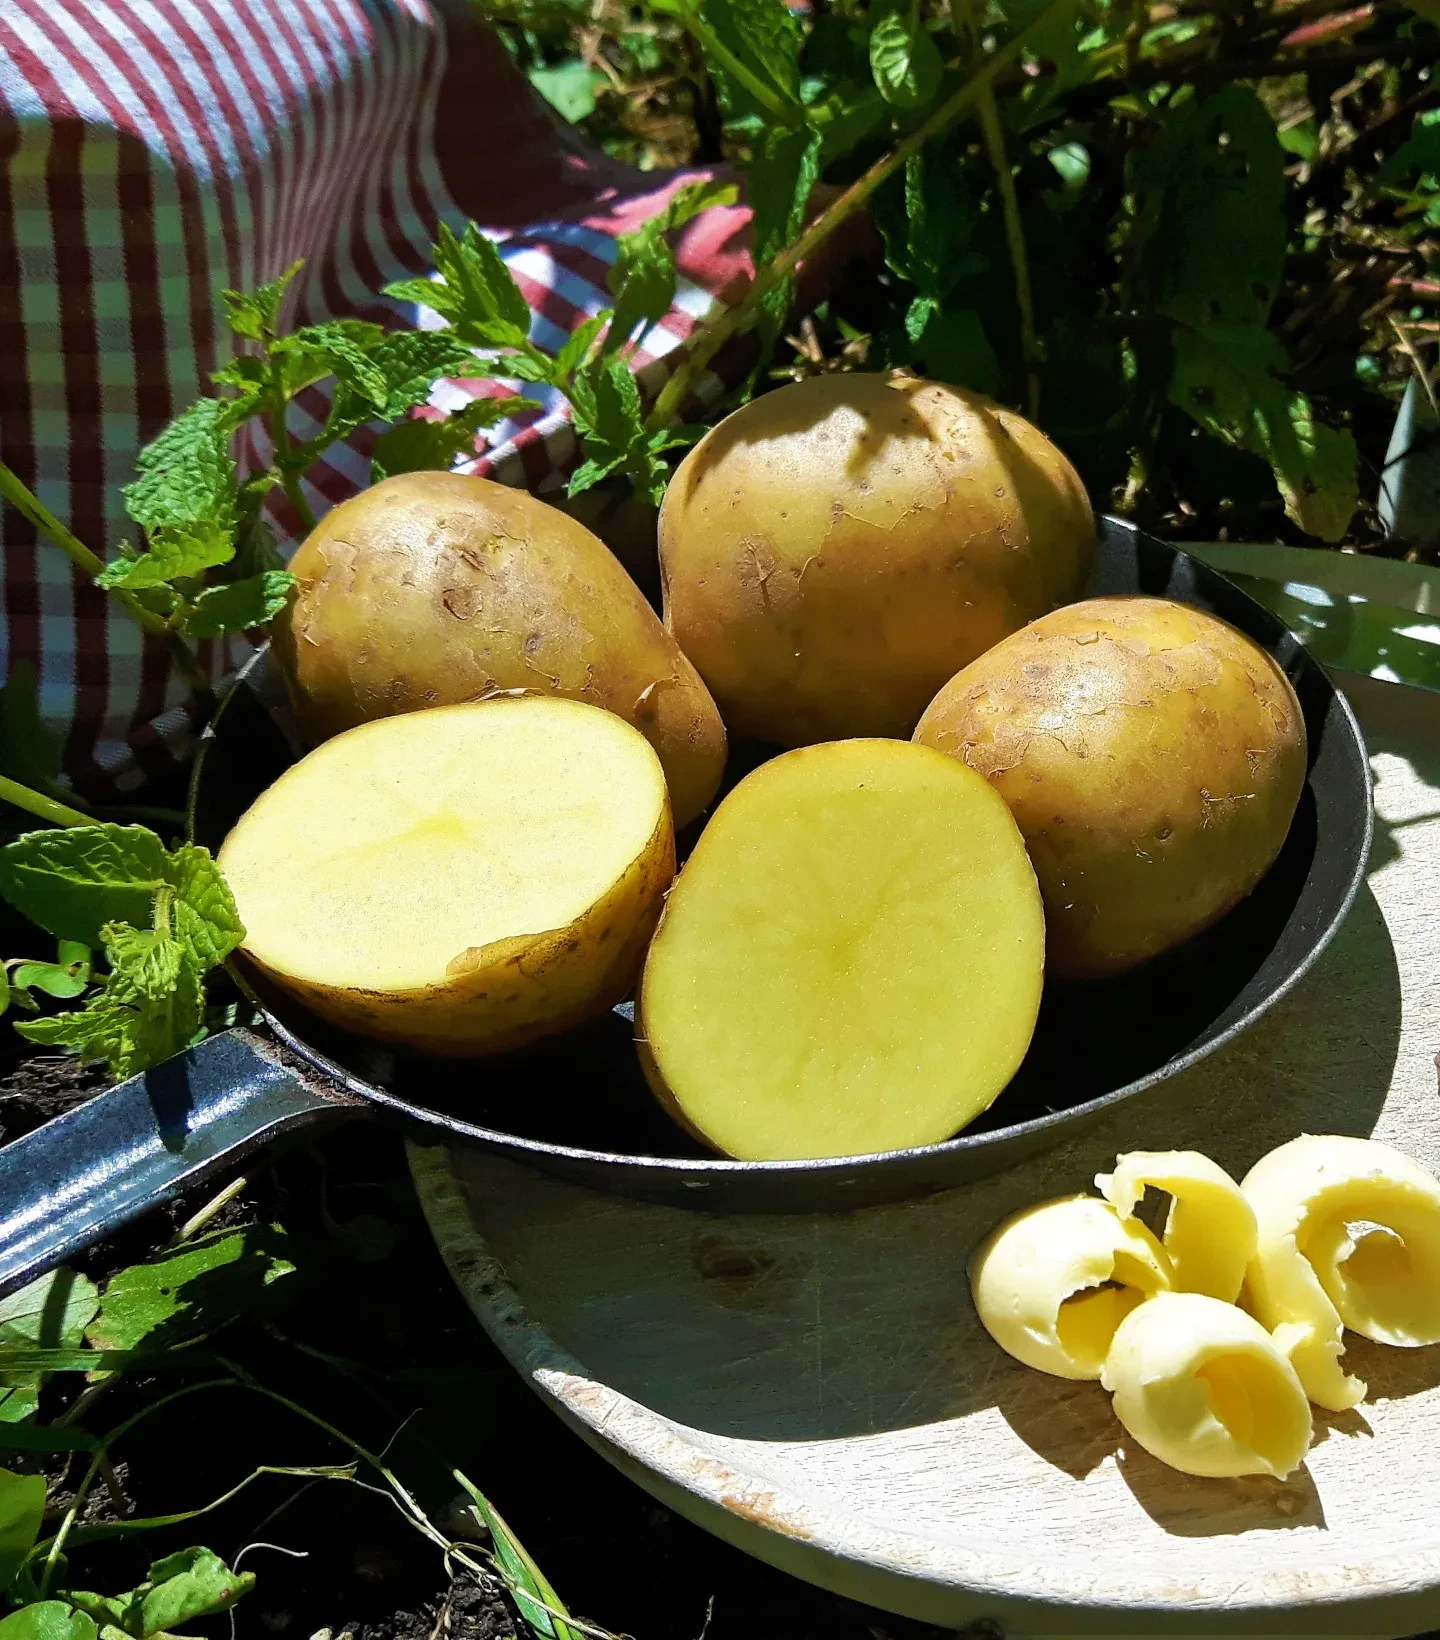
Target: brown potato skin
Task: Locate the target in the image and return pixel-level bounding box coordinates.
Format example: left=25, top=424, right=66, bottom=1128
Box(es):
left=272, top=471, right=726, bottom=826
left=913, top=596, right=1307, bottom=978
left=658, top=373, right=1096, bottom=746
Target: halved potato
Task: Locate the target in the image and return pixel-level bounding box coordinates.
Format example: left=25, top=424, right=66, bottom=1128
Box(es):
left=638, top=739, right=1045, bottom=1160
left=218, top=697, right=674, bottom=1056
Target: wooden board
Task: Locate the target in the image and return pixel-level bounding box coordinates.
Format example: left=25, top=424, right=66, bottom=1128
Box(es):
left=409, top=673, right=1440, bottom=1640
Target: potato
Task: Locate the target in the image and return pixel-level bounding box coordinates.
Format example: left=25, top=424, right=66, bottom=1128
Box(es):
left=914, top=596, right=1307, bottom=979
left=218, top=696, right=675, bottom=1056
left=657, top=372, right=1096, bottom=746
left=273, top=470, right=726, bottom=826
left=638, top=739, right=1045, bottom=1160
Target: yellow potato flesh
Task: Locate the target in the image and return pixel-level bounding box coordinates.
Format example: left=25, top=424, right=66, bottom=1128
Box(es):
left=638, top=740, right=1044, bottom=1161
left=914, top=595, right=1306, bottom=977
left=219, top=697, right=674, bottom=1056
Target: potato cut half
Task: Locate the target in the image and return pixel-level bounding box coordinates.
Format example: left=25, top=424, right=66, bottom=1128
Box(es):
left=638, top=740, right=1044, bottom=1161
left=219, top=697, right=675, bottom=1057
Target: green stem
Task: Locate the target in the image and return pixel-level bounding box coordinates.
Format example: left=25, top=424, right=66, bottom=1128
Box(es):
left=679, top=13, right=798, bottom=123
left=973, top=68, right=1039, bottom=420
left=0, top=461, right=217, bottom=708
left=268, top=403, right=319, bottom=537
left=0, top=775, right=92, bottom=829
left=645, top=0, right=1076, bottom=432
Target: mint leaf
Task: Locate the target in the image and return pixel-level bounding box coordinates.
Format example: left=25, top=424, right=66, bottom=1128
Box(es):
left=274, top=320, right=389, bottom=407
left=869, top=8, right=942, bottom=109
left=747, top=123, right=823, bottom=333
left=139, top=1548, right=255, bottom=1637
left=101, top=924, right=183, bottom=1002
left=551, top=315, right=610, bottom=386
left=0, top=826, right=170, bottom=946
left=167, top=845, right=244, bottom=969
left=1131, top=86, right=1286, bottom=329
left=181, top=571, right=295, bottom=639
left=20, top=933, right=206, bottom=1079
left=123, top=399, right=237, bottom=534
left=387, top=223, right=535, bottom=354
left=0, top=662, right=63, bottom=793
left=367, top=330, right=483, bottom=419
left=87, top=1228, right=292, bottom=1354
left=60, top=1594, right=138, bottom=1635
left=528, top=58, right=601, bottom=123
left=95, top=521, right=235, bottom=591
left=702, top=0, right=805, bottom=118
left=370, top=396, right=529, bottom=483
left=1169, top=322, right=1359, bottom=542
left=607, top=180, right=739, bottom=354
left=222, top=260, right=303, bottom=342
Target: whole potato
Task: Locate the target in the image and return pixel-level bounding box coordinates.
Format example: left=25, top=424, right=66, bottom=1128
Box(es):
left=658, top=372, right=1096, bottom=746
left=913, top=596, right=1307, bottom=978
left=273, top=471, right=726, bottom=826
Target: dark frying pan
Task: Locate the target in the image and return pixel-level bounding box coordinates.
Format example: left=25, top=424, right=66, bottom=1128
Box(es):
left=0, top=519, right=1372, bottom=1294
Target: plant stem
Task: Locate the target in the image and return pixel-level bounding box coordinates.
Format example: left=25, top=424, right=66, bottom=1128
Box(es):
left=0, top=774, right=92, bottom=829
left=268, top=405, right=319, bottom=537
left=0, top=460, right=216, bottom=706
left=970, top=48, right=1039, bottom=418
left=167, top=1173, right=250, bottom=1246
left=645, top=0, right=1076, bottom=432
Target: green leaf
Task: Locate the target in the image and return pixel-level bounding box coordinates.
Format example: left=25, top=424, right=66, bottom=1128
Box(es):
left=869, top=8, right=942, bottom=110
left=551, top=316, right=609, bottom=386
left=1376, top=107, right=1440, bottom=189
left=222, top=261, right=303, bottom=342
left=528, top=59, right=601, bottom=123
left=454, top=1476, right=578, bottom=1640
left=606, top=181, right=739, bottom=354
left=874, top=147, right=984, bottom=301
left=747, top=123, right=823, bottom=338
left=906, top=303, right=999, bottom=396
left=388, top=224, right=535, bottom=354
left=0, top=663, right=63, bottom=794
left=0, top=1469, right=47, bottom=1589
left=1168, top=322, right=1359, bottom=542
left=700, top=0, right=805, bottom=119
left=138, top=1548, right=254, bottom=1638
left=18, top=941, right=205, bottom=1081
left=101, top=925, right=183, bottom=1004
left=0, top=827, right=170, bottom=947
left=166, top=847, right=244, bottom=970
left=369, top=397, right=529, bottom=484
left=181, top=572, right=296, bottom=639
left=365, top=330, right=482, bottom=420
left=9, top=956, right=90, bottom=1001
left=273, top=321, right=389, bottom=408
left=87, top=1228, right=294, bottom=1355
left=0, top=1269, right=99, bottom=1351
left=123, top=400, right=237, bottom=535
left=59, top=1594, right=137, bottom=1635
left=1131, top=86, right=1286, bottom=328
left=568, top=356, right=673, bottom=502
left=95, top=522, right=235, bottom=592
left=0, top=1604, right=96, bottom=1640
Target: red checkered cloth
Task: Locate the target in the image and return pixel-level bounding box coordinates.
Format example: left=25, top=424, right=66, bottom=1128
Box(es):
left=0, top=0, right=758, bottom=796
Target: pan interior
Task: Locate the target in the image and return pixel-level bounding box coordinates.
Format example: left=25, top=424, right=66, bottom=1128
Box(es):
left=193, top=521, right=1369, bottom=1169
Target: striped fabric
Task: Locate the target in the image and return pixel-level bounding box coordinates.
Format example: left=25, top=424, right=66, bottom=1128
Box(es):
left=0, top=0, right=755, bottom=795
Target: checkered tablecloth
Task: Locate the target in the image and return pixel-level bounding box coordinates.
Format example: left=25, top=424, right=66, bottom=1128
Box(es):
left=0, top=0, right=757, bottom=795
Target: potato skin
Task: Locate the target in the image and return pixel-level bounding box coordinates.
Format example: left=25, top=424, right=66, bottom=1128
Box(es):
left=239, top=805, right=675, bottom=1058
left=272, top=471, right=726, bottom=826
left=913, top=596, right=1307, bottom=978
left=658, top=372, right=1096, bottom=746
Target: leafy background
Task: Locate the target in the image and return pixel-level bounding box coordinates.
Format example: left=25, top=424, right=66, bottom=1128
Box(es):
left=493, top=0, right=1438, bottom=554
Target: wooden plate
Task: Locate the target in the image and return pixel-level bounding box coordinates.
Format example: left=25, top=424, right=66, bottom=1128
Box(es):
left=409, top=674, right=1440, bottom=1639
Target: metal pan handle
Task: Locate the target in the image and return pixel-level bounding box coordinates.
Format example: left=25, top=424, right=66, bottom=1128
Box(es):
left=0, top=1027, right=365, bottom=1296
